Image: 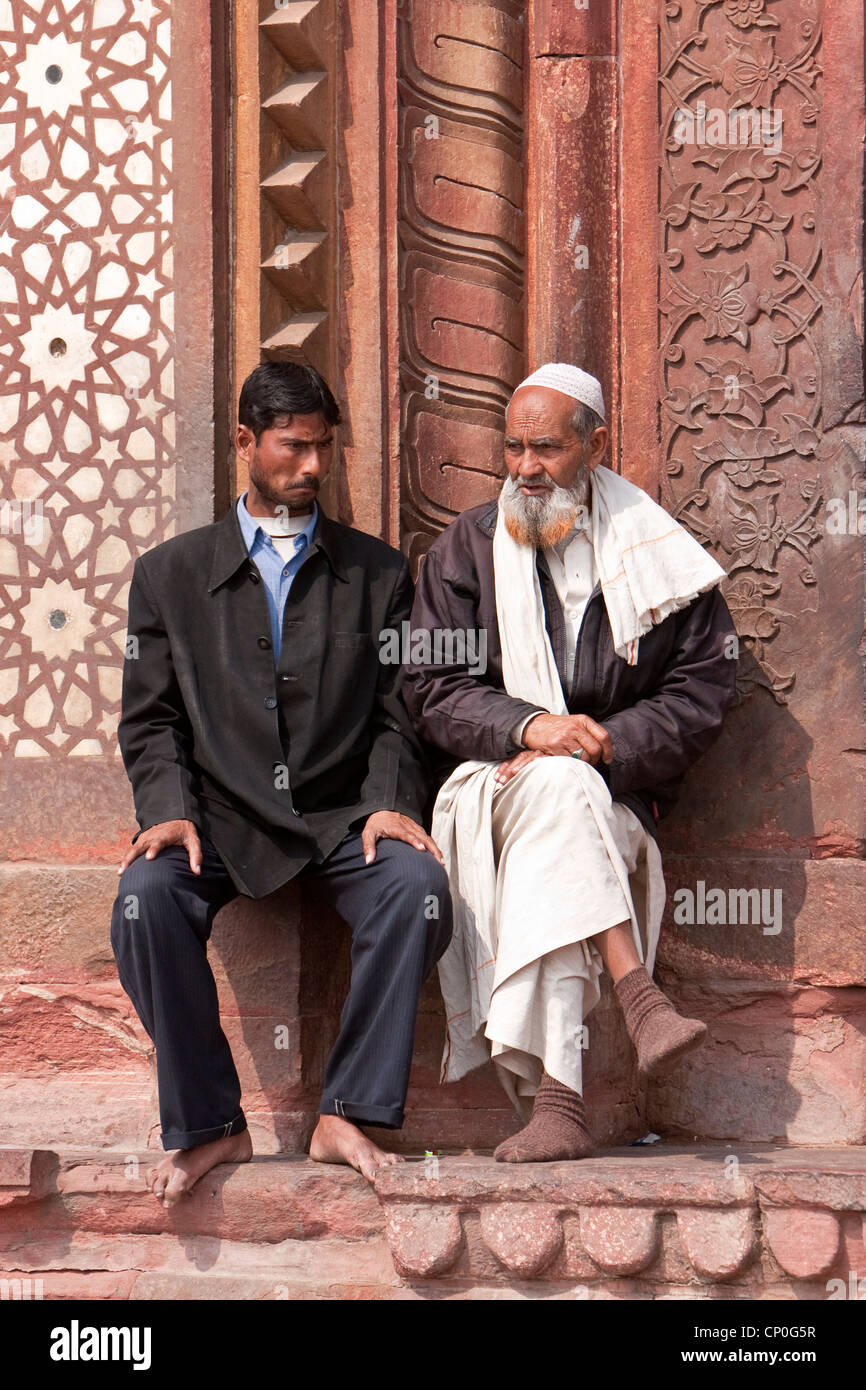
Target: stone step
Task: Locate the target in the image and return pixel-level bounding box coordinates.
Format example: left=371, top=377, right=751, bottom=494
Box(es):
left=1, top=1230, right=398, bottom=1301
left=0, top=1149, right=382, bottom=1244
left=3, top=1144, right=866, bottom=1300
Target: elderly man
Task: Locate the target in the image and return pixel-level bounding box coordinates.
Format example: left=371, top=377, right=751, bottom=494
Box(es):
left=403, top=363, right=738, bottom=1163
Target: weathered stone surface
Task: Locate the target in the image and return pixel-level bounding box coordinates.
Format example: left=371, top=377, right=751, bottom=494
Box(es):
left=0, top=866, right=118, bottom=982
left=0, top=1271, right=138, bottom=1301
left=375, top=1147, right=866, bottom=1292
left=657, top=858, right=866, bottom=986
left=676, top=1208, right=757, bottom=1281
left=372, top=1148, right=755, bottom=1208
left=384, top=1204, right=464, bottom=1279
left=398, top=0, right=525, bottom=565
left=4, top=1153, right=381, bottom=1249
left=3, top=1146, right=866, bottom=1299
left=579, top=1207, right=661, bottom=1276
left=44, top=1153, right=383, bottom=1243
left=531, top=0, right=615, bottom=57
left=0, top=981, right=153, bottom=1074
left=0, top=1149, right=55, bottom=1207
left=479, top=1202, right=563, bottom=1275
left=527, top=55, right=618, bottom=452
left=0, top=1077, right=155, bottom=1151
left=763, top=1209, right=841, bottom=1281
left=131, top=1272, right=395, bottom=1301
left=648, top=982, right=866, bottom=1144
left=754, top=1165, right=866, bottom=1211
left=1, top=1227, right=397, bottom=1296
left=209, top=889, right=303, bottom=1016
left=218, top=1016, right=303, bottom=1111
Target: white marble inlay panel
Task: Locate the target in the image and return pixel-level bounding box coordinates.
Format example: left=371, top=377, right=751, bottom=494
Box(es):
left=0, top=0, right=175, bottom=755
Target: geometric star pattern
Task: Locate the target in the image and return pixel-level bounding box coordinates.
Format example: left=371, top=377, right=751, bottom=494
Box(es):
left=0, top=0, right=174, bottom=755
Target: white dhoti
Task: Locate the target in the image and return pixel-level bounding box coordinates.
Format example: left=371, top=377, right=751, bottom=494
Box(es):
left=433, top=755, right=666, bottom=1117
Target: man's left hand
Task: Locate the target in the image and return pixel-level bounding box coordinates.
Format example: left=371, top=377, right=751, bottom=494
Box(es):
left=361, top=811, right=445, bottom=866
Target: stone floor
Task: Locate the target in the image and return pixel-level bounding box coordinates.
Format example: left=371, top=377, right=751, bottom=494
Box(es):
left=2, top=1143, right=865, bottom=1300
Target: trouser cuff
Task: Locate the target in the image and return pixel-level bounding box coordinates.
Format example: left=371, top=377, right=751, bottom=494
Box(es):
left=319, top=1096, right=404, bottom=1130
left=161, top=1110, right=247, bottom=1152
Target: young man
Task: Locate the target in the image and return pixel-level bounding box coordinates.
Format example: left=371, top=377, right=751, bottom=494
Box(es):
left=112, top=361, right=451, bottom=1205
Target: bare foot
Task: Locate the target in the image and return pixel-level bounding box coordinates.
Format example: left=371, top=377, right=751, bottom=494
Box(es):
left=309, top=1114, right=405, bottom=1183
left=146, top=1129, right=253, bottom=1208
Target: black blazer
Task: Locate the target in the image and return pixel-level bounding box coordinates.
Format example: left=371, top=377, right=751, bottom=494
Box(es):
left=119, top=502, right=429, bottom=897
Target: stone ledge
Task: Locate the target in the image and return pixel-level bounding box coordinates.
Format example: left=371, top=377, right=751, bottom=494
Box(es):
left=3, top=1144, right=866, bottom=1299
left=373, top=1145, right=866, bottom=1290
left=0, top=1147, right=381, bottom=1245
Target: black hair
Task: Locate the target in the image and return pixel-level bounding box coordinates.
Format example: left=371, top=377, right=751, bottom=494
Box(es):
left=237, top=361, right=341, bottom=442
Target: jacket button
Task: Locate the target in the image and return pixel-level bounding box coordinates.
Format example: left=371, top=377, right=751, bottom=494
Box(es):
left=264, top=696, right=277, bottom=709
left=280, top=674, right=292, bottom=682
left=258, top=637, right=271, bottom=650
left=291, top=808, right=301, bottom=818
left=249, top=571, right=260, bottom=584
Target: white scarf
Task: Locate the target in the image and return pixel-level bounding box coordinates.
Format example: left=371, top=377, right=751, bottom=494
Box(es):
left=497, top=464, right=727, bottom=673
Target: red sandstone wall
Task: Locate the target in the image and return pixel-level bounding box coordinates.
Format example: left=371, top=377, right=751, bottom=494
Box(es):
left=1, top=0, right=863, bottom=1156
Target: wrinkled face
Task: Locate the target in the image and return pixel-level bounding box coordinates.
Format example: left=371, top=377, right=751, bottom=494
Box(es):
left=504, top=385, right=590, bottom=492
left=236, top=411, right=335, bottom=514
left=501, top=386, right=607, bottom=547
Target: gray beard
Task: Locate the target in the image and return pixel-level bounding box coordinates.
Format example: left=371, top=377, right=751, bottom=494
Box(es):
left=500, top=466, right=591, bottom=548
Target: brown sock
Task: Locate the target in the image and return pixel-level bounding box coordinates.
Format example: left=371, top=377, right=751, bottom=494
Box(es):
left=614, top=965, right=707, bottom=1078
left=493, top=1072, right=595, bottom=1163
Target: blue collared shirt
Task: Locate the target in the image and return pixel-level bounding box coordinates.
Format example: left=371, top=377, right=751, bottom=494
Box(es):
left=236, top=493, right=319, bottom=659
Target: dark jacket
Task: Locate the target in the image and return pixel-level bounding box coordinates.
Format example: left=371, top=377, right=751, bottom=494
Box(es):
left=119, top=502, right=428, bottom=898
left=402, top=500, right=738, bottom=837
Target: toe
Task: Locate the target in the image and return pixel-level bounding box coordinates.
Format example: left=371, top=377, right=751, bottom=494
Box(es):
left=357, top=1154, right=380, bottom=1183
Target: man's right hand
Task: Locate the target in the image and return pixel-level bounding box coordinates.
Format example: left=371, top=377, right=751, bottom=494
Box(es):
left=521, top=712, right=613, bottom=765
left=118, top=819, right=202, bottom=876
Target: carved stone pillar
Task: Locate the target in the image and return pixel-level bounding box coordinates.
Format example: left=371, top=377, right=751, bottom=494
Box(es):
left=396, top=0, right=527, bottom=567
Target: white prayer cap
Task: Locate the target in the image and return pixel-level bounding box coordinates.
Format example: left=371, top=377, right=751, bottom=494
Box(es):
left=512, top=363, right=605, bottom=421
